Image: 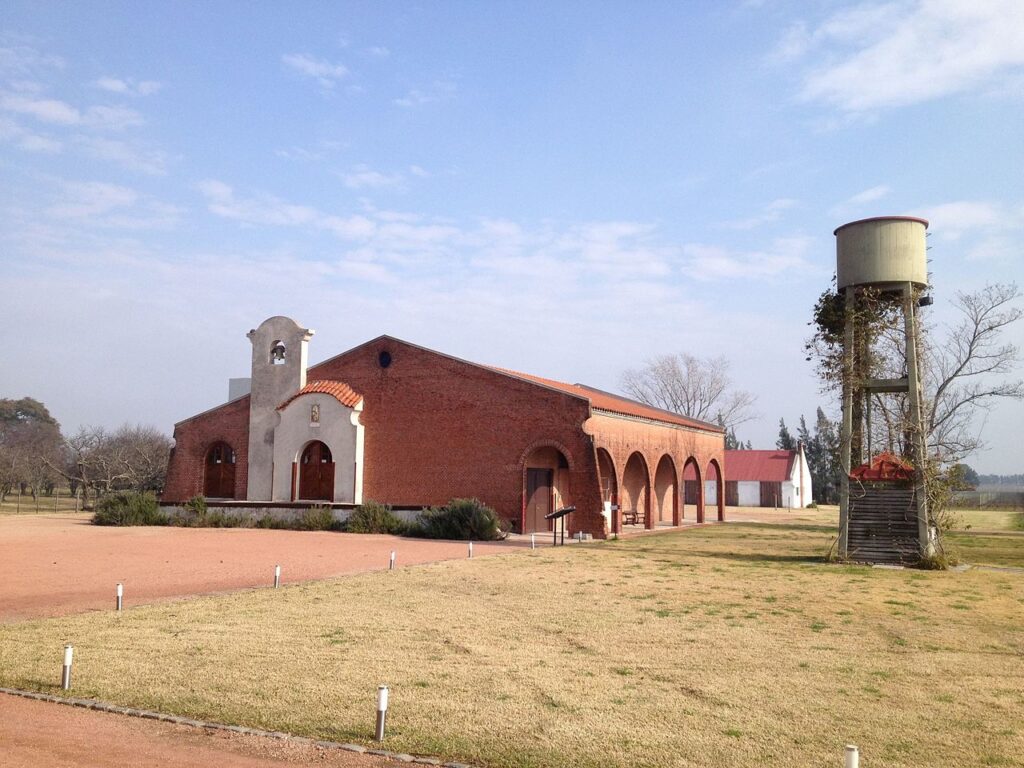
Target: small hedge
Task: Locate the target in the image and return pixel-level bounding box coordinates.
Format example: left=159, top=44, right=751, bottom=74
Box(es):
left=93, top=492, right=167, bottom=526
left=344, top=500, right=408, bottom=534
left=409, top=497, right=507, bottom=541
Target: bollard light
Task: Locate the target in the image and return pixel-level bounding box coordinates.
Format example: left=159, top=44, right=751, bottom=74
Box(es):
left=274, top=564, right=281, bottom=589
left=845, top=744, right=859, bottom=768
left=61, top=644, right=73, bottom=690
left=116, top=582, right=123, bottom=612
left=389, top=550, right=396, bottom=570
left=375, top=685, right=389, bottom=741
left=468, top=541, right=473, bottom=559
left=531, top=533, right=536, bottom=550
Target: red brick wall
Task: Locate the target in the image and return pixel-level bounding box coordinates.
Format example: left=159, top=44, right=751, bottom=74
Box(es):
left=161, top=336, right=725, bottom=538
left=163, top=396, right=250, bottom=502
left=309, top=339, right=605, bottom=534
left=585, top=412, right=725, bottom=528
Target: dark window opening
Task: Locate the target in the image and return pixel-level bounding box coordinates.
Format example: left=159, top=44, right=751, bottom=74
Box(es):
left=378, top=350, right=392, bottom=368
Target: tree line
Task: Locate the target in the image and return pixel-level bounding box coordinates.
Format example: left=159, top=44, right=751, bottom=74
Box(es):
left=0, top=397, right=171, bottom=509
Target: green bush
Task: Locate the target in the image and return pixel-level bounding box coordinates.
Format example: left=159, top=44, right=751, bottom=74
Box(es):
left=295, top=504, right=340, bottom=531
left=409, top=497, right=507, bottom=541
left=345, top=500, right=407, bottom=534
left=93, top=492, right=167, bottom=526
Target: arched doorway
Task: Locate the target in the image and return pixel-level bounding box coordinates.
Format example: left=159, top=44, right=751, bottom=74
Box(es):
left=707, top=459, right=724, bottom=522
left=683, top=457, right=702, bottom=522
left=204, top=442, right=236, bottom=499
left=297, top=441, right=335, bottom=501
left=596, top=448, right=618, bottom=534
left=523, top=445, right=571, bottom=534
left=654, top=455, right=678, bottom=526
left=621, top=452, right=650, bottom=529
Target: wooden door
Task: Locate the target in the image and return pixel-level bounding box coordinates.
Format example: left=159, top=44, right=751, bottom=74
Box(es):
left=204, top=443, right=236, bottom=498
left=299, top=441, right=335, bottom=501
left=525, top=468, right=553, bottom=533
left=760, top=482, right=781, bottom=508
left=725, top=481, right=739, bottom=507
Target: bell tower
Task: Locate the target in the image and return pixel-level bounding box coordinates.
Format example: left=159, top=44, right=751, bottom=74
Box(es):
left=245, top=316, right=314, bottom=500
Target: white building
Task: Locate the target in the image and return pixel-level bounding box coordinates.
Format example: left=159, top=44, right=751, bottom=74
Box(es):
left=703, top=446, right=812, bottom=509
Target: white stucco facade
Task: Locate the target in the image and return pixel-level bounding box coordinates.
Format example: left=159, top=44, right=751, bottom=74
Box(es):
left=272, top=394, right=364, bottom=503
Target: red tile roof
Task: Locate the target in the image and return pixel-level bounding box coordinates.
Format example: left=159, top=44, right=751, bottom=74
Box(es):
left=489, top=367, right=723, bottom=432
left=725, top=450, right=796, bottom=482
left=277, top=380, right=362, bottom=410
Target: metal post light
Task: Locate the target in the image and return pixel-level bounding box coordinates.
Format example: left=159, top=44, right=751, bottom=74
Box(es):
left=61, top=645, right=73, bottom=690
left=375, top=685, right=389, bottom=741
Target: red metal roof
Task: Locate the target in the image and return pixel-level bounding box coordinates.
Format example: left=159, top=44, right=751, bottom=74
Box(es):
left=725, top=450, right=796, bottom=482
left=849, top=452, right=915, bottom=481
left=489, top=367, right=722, bottom=432
left=277, top=380, right=362, bottom=410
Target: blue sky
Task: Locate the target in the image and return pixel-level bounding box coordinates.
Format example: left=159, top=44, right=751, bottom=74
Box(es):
left=2, top=1, right=1022, bottom=473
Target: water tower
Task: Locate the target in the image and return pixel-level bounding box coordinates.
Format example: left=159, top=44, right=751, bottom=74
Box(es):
left=833, top=216, right=934, bottom=562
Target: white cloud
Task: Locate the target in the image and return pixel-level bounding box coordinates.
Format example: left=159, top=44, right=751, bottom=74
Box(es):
left=849, top=185, right=891, bottom=205
left=914, top=200, right=1017, bottom=239
left=1, top=92, right=79, bottom=124
left=48, top=181, right=138, bottom=218
left=44, top=179, right=181, bottom=230
left=393, top=80, right=457, bottom=108
left=1, top=92, right=143, bottom=130
left=0, top=116, right=62, bottom=153
left=342, top=164, right=407, bottom=190
left=93, top=77, right=162, bottom=97
left=684, top=236, right=815, bottom=280
left=76, top=136, right=169, bottom=175
left=281, top=53, right=348, bottom=88
left=721, top=198, right=798, bottom=230
left=364, top=46, right=390, bottom=58
left=785, top=0, right=1024, bottom=112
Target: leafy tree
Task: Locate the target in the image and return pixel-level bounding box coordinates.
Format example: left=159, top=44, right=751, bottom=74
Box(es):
left=949, top=463, right=980, bottom=490
left=0, top=397, right=62, bottom=502
left=621, top=353, right=757, bottom=430
left=797, top=408, right=840, bottom=505
left=776, top=418, right=796, bottom=450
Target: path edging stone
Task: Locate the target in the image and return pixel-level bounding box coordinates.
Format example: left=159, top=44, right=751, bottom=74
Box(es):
left=0, top=687, right=474, bottom=767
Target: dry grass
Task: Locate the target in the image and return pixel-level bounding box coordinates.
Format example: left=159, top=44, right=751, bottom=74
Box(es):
left=1, top=523, right=1022, bottom=768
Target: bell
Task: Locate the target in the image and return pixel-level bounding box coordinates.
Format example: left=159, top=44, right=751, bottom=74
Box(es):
left=271, top=343, right=286, bottom=361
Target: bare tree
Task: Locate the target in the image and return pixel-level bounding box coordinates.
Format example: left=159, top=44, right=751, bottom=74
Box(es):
left=925, top=283, right=1024, bottom=462
left=621, top=353, right=758, bottom=429
left=47, top=424, right=172, bottom=509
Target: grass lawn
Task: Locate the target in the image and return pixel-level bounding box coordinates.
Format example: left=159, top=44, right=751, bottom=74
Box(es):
left=1, top=522, right=1022, bottom=768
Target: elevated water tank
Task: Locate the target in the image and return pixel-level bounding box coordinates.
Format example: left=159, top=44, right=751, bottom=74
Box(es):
left=834, top=216, right=928, bottom=289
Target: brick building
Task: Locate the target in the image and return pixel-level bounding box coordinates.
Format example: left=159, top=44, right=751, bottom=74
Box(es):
left=164, top=316, right=726, bottom=538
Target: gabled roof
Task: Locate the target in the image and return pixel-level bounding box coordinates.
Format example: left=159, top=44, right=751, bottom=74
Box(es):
left=725, top=450, right=797, bottom=482
left=310, top=334, right=722, bottom=433
left=489, top=367, right=723, bottom=432
left=277, top=380, right=362, bottom=410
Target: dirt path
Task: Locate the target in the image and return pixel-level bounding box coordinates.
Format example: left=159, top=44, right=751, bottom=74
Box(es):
left=0, top=513, right=527, bottom=622
left=0, top=693, right=404, bottom=768
left=0, top=513, right=530, bottom=766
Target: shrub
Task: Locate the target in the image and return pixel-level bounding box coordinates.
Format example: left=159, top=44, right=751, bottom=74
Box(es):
left=345, top=500, right=407, bottom=534
left=167, top=495, right=210, bottom=527
left=93, top=491, right=167, bottom=526
left=409, top=497, right=507, bottom=541
left=295, top=504, right=340, bottom=531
